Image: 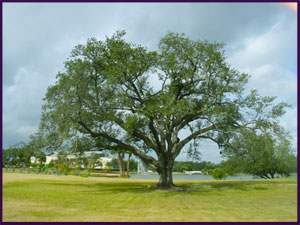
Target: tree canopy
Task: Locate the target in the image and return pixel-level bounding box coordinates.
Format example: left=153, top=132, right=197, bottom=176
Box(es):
left=38, top=31, right=289, bottom=188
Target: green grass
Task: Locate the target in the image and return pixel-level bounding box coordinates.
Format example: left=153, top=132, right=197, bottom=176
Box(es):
left=2, top=172, right=297, bottom=222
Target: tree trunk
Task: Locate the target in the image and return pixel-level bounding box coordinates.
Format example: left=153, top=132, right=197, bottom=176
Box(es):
left=156, top=156, right=174, bottom=189
left=127, top=153, right=131, bottom=177
left=117, top=152, right=125, bottom=177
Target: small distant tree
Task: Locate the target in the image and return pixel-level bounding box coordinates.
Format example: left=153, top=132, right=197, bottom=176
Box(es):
left=180, top=163, right=192, bottom=172
left=210, top=168, right=227, bottom=180
left=25, top=161, right=31, bottom=168
left=48, top=160, right=55, bottom=168
left=2, top=148, right=17, bottom=167
left=28, top=132, right=49, bottom=166
left=2, top=142, right=34, bottom=168
left=128, top=158, right=138, bottom=171
left=111, top=150, right=132, bottom=177
left=218, top=160, right=240, bottom=176
left=197, top=161, right=213, bottom=171
left=110, top=158, right=119, bottom=169
left=34, top=151, right=46, bottom=165
left=57, top=151, right=68, bottom=164
left=31, top=163, right=38, bottom=168
left=55, top=163, right=71, bottom=175
left=105, top=160, right=112, bottom=168
left=223, top=128, right=296, bottom=179
left=87, top=153, right=101, bottom=172
left=126, top=152, right=132, bottom=177
left=74, top=156, right=86, bottom=170
left=203, top=162, right=216, bottom=175
left=116, top=151, right=126, bottom=177
left=55, top=151, right=71, bottom=175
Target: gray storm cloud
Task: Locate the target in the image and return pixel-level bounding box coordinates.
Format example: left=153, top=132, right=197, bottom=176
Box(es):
left=3, top=3, right=297, bottom=163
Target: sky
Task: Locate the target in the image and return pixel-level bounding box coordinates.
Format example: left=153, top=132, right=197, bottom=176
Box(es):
left=2, top=3, right=298, bottom=163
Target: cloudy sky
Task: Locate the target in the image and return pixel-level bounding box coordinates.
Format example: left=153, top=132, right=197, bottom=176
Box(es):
left=3, top=3, right=297, bottom=163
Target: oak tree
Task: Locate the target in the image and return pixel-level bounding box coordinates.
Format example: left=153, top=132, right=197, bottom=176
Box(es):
left=39, top=31, right=288, bottom=188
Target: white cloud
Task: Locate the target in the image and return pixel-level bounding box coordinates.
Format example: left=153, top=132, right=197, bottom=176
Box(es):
left=3, top=66, right=51, bottom=145
left=226, top=16, right=297, bottom=102
left=245, top=64, right=296, bottom=99
left=226, top=16, right=297, bottom=150
left=16, top=125, right=38, bottom=138
left=227, top=16, right=297, bottom=69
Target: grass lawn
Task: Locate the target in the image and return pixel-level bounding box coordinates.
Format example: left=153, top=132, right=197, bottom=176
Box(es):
left=2, top=172, right=298, bottom=222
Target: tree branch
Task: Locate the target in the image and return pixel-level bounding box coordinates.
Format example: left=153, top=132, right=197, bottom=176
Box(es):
left=77, top=120, right=159, bottom=168
left=172, top=124, right=216, bottom=157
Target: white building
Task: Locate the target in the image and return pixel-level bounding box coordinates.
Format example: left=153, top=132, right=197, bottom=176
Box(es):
left=30, top=156, right=42, bottom=164
left=45, top=155, right=58, bottom=164
left=30, top=151, right=112, bottom=169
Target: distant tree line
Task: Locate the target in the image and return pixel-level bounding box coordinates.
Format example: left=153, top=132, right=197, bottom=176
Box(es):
left=174, top=128, right=297, bottom=180
left=2, top=142, right=138, bottom=177
left=172, top=161, right=215, bottom=173
left=2, top=142, right=46, bottom=168
left=3, top=127, right=297, bottom=180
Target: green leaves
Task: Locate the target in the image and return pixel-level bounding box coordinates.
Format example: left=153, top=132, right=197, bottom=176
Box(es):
left=210, top=168, right=228, bottom=180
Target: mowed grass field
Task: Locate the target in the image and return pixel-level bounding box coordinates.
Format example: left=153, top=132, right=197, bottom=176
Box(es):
left=2, top=172, right=297, bottom=222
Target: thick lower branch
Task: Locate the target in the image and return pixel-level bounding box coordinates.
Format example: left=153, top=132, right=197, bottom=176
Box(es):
left=180, top=125, right=216, bottom=147
left=77, top=120, right=159, bottom=168
left=112, top=116, right=158, bottom=152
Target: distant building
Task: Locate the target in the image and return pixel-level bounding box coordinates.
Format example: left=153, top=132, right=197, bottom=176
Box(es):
left=184, top=171, right=203, bottom=175
left=30, top=151, right=112, bottom=169
left=45, top=155, right=58, bottom=164
left=30, top=156, right=42, bottom=164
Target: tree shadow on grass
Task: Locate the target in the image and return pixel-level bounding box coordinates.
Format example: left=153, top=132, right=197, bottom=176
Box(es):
left=88, top=181, right=272, bottom=194
left=38, top=179, right=273, bottom=194
left=85, top=182, right=201, bottom=194
left=36, top=182, right=95, bottom=189
left=191, top=180, right=271, bottom=192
